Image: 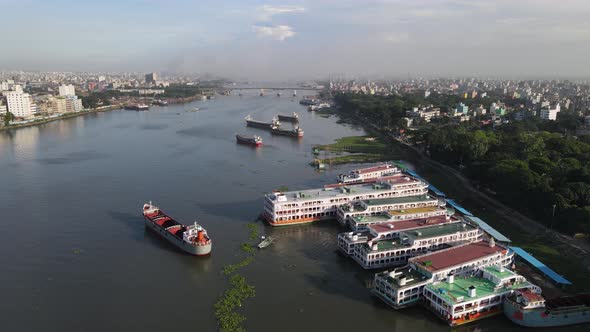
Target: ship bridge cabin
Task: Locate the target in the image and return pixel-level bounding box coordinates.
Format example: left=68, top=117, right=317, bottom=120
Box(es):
left=372, top=240, right=516, bottom=309
left=263, top=177, right=428, bottom=226
left=352, top=221, right=482, bottom=269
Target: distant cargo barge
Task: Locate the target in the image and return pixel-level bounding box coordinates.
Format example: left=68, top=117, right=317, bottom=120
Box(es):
left=245, top=115, right=280, bottom=129
left=278, top=112, right=299, bottom=122
left=125, top=104, right=150, bottom=111
left=270, top=125, right=304, bottom=138
left=236, top=134, right=263, bottom=147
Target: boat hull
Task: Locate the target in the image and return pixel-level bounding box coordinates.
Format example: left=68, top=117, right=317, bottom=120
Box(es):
left=503, top=298, right=590, bottom=327
left=144, top=217, right=212, bottom=255
left=270, top=128, right=303, bottom=137
left=236, top=135, right=262, bottom=147
left=277, top=114, right=299, bottom=122
left=263, top=212, right=330, bottom=226
left=246, top=120, right=272, bottom=129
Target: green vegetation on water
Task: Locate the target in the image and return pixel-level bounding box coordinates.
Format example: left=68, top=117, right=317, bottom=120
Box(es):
left=214, top=274, right=256, bottom=332
left=222, top=255, right=255, bottom=276
left=314, top=135, right=395, bottom=165
left=317, top=135, right=388, bottom=154
left=215, top=222, right=261, bottom=331
left=246, top=223, right=258, bottom=240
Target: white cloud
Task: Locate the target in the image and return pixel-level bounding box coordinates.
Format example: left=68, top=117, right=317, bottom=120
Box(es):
left=259, top=5, right=305, bottom=20
left=253, top=25, right=296, bottom=41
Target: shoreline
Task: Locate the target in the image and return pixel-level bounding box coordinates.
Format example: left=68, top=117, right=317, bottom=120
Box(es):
left=328, top=103, right=590, bottom=292
left=0, top=105, right=123, bottom=132
left=0, top=94, right=206, bottom=132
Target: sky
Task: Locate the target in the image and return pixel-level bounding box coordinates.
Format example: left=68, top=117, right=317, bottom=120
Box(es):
left=1, top=0, right=590, bottom=80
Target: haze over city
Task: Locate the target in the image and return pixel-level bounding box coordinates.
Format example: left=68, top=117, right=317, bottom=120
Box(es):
left=2, top=0, right=590, bottom=80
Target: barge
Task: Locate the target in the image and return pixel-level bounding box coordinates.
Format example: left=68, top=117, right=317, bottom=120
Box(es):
left=245, top=115, right=280, bottom=129
left=504, top=290, right=590, bottom=327
left=277, top=112, right=299, bottom=122
left=125, top=104, right=150, bottom=111
left=236, top=134, right=263, bottom=147
left=270, top=125, right=304, bottom=138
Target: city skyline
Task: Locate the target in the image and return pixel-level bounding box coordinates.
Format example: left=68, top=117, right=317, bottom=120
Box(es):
left=1, top=0, right=590, bottom=79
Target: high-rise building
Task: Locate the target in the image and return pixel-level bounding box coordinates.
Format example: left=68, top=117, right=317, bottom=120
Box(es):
left=540, top=103, right=560, bottom=121
left=3, top=85, right=37, bottom=118
left=59, top=84, right=76, bottom=97
left=145, top=72, right=157, bottom=84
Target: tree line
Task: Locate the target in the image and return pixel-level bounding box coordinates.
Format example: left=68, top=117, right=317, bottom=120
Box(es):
left=334, top=92, right=590, bottom=235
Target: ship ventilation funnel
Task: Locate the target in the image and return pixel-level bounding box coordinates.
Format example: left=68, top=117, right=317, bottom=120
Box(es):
left=489, top=237, right=496, bottom=248
left=399, top=276, right=407, bottom=286
left=468, top=286, right=476, bottom=298
left=448, top=274, right=455, bottom=284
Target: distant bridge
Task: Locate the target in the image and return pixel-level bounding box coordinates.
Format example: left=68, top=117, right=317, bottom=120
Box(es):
left=225, top=87, right=321, bottom=91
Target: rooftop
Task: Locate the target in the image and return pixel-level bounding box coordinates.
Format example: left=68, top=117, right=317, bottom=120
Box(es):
left=379, top=266, right=430, bottom=288
left=364, top=194, right=434, bottom=207
left=465, top=216, right=511, bottom=242
left=508, top=246, right=572, bottom=285
left=404, top=222, right=476, bottom=240
left=357, top=164, right=397, bottom=174
left=268, top=181, right=415, bottom=203
left=368, top=215, right=456, bottom=235
left=411, top=241, right=507, bottom=272
left=388, top=206, right=442, bottom=216
left=426, top=274, right=530, bottom=304
left=351, top=214, right=392, bottom=224
left=484, top=265, right=517, bottom=280
left=445, top=199, right=473, bottom=216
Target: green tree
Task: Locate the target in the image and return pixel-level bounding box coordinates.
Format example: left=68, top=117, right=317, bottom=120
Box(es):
left=3, top=111, right=14, bottom=126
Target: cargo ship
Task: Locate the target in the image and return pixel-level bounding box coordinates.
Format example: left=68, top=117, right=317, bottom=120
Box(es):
left=245, top=115, right=280, bottom=129
left=236, top=134, right=263, bottom=147
left=270, top=125, right=304, bottom=137
left=142, top=202, right=212, bottom=255
left=277, top=112, right=299, bottom=122
left=504, top=289, right=590, bottom=327
left=125, top=104, right=150, bottom=111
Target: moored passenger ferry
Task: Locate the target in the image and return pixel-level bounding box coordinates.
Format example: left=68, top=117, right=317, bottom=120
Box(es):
left=423, top=266, right=539, bottom=326
left=337, top=163, right=400, bottom=184
left=373, top=240, right=516, bottom=309
left=142, top=202, right=212, bottom=255
left=263, top=175, right=429, bottom=226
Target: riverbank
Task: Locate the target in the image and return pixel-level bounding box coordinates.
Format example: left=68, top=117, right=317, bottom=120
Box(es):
left=327, top=109, right=590, bottom=293
left=0, top=93, right=208, bottom=132
left=0, top=104, right=123, bottom=132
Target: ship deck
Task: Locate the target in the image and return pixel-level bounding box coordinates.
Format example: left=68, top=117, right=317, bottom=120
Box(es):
left=411, top=241, right=507, bottom=273
left=267, top=180, right=422, bottom=203
left=427, top=275, right=531, bottom=304
left=546, top=293, right=590, bottom=309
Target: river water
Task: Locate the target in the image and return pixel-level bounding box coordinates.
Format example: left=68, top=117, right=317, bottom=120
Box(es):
left=0, top=91, right=580, bottom=331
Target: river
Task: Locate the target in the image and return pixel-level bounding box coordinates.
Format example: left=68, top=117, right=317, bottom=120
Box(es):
left=0, top=91, right=580, bottom=331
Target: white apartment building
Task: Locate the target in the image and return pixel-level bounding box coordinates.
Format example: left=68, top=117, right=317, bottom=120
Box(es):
left=3, top=86, right=37, bottom=118
left=540, top=103, right=560, bottom=121
left=59, top=84, right=76, bottom=97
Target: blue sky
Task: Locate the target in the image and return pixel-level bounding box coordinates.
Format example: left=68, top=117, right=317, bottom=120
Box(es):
left=1, top=0, right=590, bottom=79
